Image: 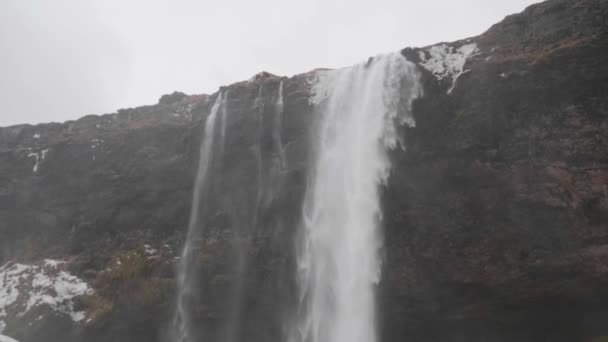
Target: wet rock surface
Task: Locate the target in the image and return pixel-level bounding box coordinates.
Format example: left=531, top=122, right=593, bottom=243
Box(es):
left=0, top=0, right=607, bottom=341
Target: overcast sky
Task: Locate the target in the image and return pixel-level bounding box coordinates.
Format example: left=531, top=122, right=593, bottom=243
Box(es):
left=0, top=0, right=538, bottom=126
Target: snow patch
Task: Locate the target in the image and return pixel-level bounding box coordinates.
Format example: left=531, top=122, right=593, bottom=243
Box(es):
left=0, top=260, right=92, bottom=332
left=168, top=103, right=195, bottom=120
left=26, top=149, right=49, bottom=173
left=43, top=259, right=64, bottom=268
left=90, top=139, right=103, bottom=149
left=0, top=334, right=19, bottom=342
left=418, top=43, right=479, bottom=94
left=144, top=245, right=159, bottom=260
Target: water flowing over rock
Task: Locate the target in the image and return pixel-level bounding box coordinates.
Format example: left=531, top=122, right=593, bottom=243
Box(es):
left=274, top=81, right=286, bottom=171
left=0, top=1, right=607, bottom=341
left=173, top=92, right=226, bottom=342
left=293, top=53, right=422, bottom=342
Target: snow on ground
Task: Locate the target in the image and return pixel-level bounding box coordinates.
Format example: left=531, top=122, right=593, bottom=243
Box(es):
left=0, top=260, right=92, bottom=332
left=418, top=43, right=479, bottom=94
left=144, top=244, right=159, bottom=260
left=0, top=334, right=19, bottom=342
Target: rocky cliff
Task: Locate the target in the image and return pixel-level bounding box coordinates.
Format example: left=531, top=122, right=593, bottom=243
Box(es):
left=1, top=0, right=607, bottom=341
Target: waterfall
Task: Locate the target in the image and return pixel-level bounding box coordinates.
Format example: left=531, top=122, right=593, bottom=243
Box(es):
left=172, top=92, right=225, bottom=342
left=218, top=85, right=266, bottom=342
left=274, top=81, right=286, bottom=171
left=219, top=90, right=230, bottom=159
left=294, top=53, right=422, bottom=342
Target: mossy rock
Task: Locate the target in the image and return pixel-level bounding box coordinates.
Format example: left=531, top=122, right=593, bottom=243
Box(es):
left=82, top=247, right=174, bottom=326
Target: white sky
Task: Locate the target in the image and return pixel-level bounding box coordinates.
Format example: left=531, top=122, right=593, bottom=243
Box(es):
left=0, top=0, right=538, bottom=126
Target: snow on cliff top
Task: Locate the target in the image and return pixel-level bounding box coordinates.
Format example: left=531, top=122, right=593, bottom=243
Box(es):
left=418, top=43, right=478, bottom=94
left=0, top=260, right=92, bottom=333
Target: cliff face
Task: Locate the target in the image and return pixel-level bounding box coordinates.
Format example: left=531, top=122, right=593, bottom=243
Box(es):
left=1, top=0, right=607, bottom=341
left=386, top=0, right=608, bottom=340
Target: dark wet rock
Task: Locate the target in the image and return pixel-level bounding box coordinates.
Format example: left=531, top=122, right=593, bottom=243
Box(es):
left=158, top=91, right=188, bottom=105
left=385, top=0, right=608, bottom=341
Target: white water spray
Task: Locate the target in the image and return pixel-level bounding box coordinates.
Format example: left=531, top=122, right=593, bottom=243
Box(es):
left=295, top=53, right=422, bottom=342
left=173, top=92, right=225, bottom=342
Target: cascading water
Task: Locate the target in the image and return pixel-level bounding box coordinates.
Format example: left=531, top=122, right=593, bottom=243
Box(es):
left=294, top=53, right=422, bottom=342
left=173, top=92, right=225, bottom=342
left=219, top=85, right=266, bottom=342
left=274, top=81, right=286, bottom=171
left=219, top=90, right=230, bottom=159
